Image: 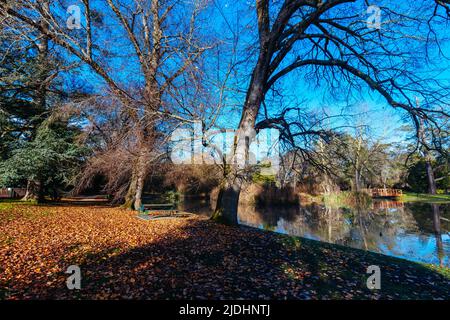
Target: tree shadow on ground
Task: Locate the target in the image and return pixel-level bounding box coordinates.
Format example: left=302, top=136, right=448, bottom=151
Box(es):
left=10, top=218, right=447, bottom=300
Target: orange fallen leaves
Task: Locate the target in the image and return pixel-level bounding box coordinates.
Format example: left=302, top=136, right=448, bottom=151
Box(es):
left=0, top=203, right=449, bottom=300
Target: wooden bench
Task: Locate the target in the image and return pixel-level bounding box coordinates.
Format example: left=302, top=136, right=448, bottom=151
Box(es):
left=137, top=202, right=195, bottom=220
left=142, top=203, right=175, bottom=210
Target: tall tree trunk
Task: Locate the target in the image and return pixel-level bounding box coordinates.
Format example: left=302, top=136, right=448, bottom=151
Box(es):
left=133, top=147, right=148, bottom=210
left=123, top=142, right=149, bottom=210
left=212, top=4, right=275, bottom=225
left=212, top=60, right=267, bottom=225
left=123, top=0, right=162, bottom=211
left=123, top=166, right=138, bottom=209
left=354, top=168, right=361, bottom=192
left=417, top=101, right=437, bottom=195
left=23, top=1, right=49, bottom=204
left=425, top=153, right=437, bottom=195
left=354, top=133, right=362, bottom=192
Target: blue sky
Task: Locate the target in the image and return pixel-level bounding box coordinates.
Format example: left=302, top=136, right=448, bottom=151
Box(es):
left=199, top=1, right=450, bottom=145
left=51, top=0, right=450, bottom=147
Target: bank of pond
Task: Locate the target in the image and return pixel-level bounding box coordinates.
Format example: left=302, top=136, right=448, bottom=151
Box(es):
left=173, top=192, right=450, bottom=268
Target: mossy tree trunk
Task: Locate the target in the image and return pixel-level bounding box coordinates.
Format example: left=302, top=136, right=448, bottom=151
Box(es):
left=212, top=178, right=241, bottom=225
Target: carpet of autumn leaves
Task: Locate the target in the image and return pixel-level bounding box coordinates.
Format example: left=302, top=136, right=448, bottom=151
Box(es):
left=0, top=202, right=449, bottom=300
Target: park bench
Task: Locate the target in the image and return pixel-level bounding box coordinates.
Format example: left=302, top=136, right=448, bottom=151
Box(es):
left=137, top=203, right=194, bottom=220
left=142, top=203, right=175, bottom=210
left=140, top=203, right=179, bottom=216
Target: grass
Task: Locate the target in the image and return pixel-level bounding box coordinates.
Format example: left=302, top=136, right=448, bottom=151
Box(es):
left=322, top=191, right=372, bottom=209
left=0, top=199, right=52, bottom=223
left=301, top=191, right=450, bottom=205
left=0, top=199, right=38, bottom=210
left=299, top=191, right=373, bottom=208
left=424, top=263, right=450, bottom=278
left=0, top=202, right=449, bottom=299
left=399, top=192, right=450, bottom=204
left=280, top=233, right=450, bottom=279
left=277, top=233, right=450, bottom=299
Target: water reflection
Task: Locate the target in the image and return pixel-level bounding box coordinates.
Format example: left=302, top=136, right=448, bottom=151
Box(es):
left=176, top=195, right=212, bottom=216
left=238, top=200, right=450, bottom=267
left=176, top=196, right=450, bottom=266
left=432, top=204, right=445, bottom=266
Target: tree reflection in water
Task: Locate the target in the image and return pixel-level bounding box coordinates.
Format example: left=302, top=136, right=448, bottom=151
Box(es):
left=237, top=200, right=450, bottom=267
left=432, top=204, right=444, bottom=267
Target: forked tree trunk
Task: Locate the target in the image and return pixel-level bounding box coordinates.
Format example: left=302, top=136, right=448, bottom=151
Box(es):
left=212, top=122, right=256, bottom=225
left=22, top=180, right=44, bottom=203
left=123, top=148, right=148, bottom=210
left=122, top=0, right=162, bottom=211
left=133, top=148, right=148, bottom=210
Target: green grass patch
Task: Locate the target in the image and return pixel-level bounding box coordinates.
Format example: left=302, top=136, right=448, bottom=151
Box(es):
left=423, top=263, right=450, bottom=278
left=0, top=200, right=53, bottom=221
left=399, top=192, right=450, bottom=204
left=0, top=199, right=38, bottom=210
left=322, top=191, right=372, bottom=209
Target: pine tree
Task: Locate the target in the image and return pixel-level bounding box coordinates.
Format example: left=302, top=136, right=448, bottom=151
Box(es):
left=0, top=118, right=87, bottom=201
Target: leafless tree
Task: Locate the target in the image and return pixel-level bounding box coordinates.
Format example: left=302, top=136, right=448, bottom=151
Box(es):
left=1, top=0, right=213, bottom=208
left=213, top=0, right=450, bottom=225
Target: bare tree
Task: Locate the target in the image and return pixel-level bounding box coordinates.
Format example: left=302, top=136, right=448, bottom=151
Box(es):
left=1, top=0, right=212, bottom=208
left=212, top=0, right=450, bottom=225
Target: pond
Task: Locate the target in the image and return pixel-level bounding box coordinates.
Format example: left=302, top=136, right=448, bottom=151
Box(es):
left=176, top=196, right=450, bottom=267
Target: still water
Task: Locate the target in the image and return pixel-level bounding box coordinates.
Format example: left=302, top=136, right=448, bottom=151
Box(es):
left=177, top=197, right=450, bottom=267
